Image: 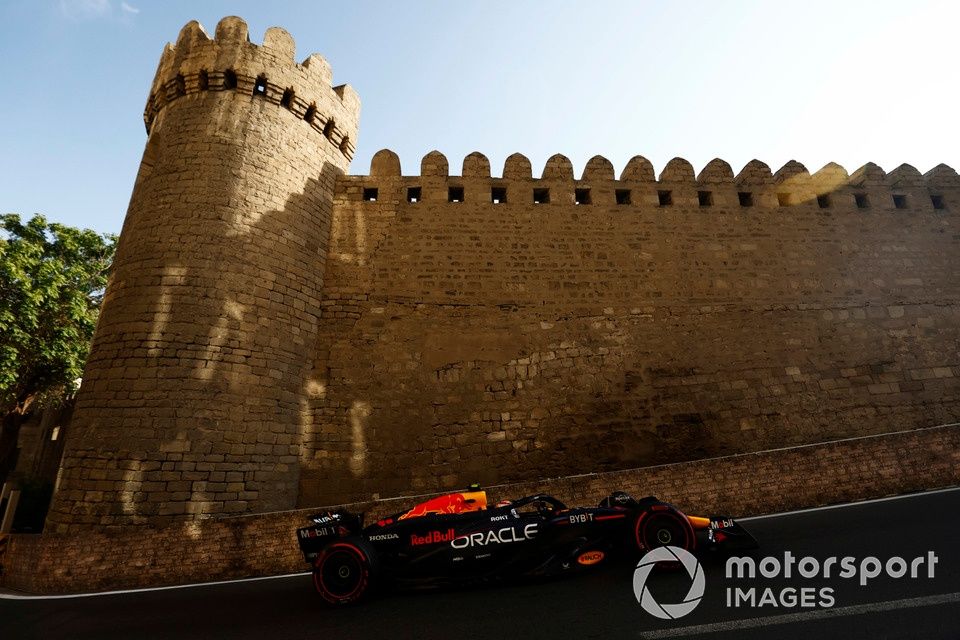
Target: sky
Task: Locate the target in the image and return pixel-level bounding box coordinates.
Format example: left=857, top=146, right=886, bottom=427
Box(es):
left=1, top=0, right=958, bottom=235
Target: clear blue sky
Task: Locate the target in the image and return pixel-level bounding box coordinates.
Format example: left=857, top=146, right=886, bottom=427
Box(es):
left=1, top=0, right=957, bottom=235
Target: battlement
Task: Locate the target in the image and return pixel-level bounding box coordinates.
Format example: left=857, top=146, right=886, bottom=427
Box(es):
left=45, top=15, right=960, bottom=533
left=144, top=16, right=360, bottom=159
left=348, top=149, right=959, bottom=212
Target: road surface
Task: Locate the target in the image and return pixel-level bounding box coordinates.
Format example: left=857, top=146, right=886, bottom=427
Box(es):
left=3, top=487, right=958, bottom=640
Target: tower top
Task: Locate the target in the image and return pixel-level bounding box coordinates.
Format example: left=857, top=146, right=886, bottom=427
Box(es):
left=144, top=16, right=360, bottom=160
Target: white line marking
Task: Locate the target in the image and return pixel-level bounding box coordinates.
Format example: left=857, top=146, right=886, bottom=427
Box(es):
left=0, top=571, right=310, bottom=600
left=636, top=591, right=960, bottom=638
left=738, top=485, right=960, bottom=523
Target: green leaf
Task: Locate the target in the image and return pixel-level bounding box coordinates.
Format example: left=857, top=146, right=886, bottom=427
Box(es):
left=0, top=214, right=116, bottom=413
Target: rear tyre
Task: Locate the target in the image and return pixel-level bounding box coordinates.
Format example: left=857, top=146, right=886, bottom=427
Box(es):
left=632, top=505, right=695, bottom=567
left=313, top=538, right=378, bottom=605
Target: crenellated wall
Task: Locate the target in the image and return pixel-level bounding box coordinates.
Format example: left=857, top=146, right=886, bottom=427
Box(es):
left=46, top=17, right=361, bottom=531
left=143, top=17, right=359, bottom=157
left=298, top=149, right=960, bottom=505
left=45, top=16, right=960, bottom=526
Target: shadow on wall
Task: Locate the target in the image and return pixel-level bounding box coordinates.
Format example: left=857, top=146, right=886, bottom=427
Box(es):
left=293, top=152, right=960, bottom=507
left=53, top=157, right=346, bottom=527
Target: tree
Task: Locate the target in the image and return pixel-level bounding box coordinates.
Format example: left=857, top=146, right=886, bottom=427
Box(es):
left=0, top=214, right=116, bottom=481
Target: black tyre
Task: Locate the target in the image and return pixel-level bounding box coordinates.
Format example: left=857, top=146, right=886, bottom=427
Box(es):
left=632, top=505, right=696, bottom=563
left=312, top=538, right=378, bottom=605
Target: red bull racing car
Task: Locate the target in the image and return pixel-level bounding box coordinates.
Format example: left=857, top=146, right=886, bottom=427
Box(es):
left=297, top=487, right=757, bottom=605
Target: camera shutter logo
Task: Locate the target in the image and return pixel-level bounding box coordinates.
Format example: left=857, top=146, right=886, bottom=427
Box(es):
left=633, top=546, right=706, bottom=619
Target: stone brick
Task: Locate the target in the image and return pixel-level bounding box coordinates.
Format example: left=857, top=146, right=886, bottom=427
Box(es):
left=43, top=15, right=960, bottom=531
left=3, top=424, right=959, bottom=595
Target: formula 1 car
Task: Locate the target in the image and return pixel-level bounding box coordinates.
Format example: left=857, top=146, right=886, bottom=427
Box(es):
left=296, top=487, right=757, bottom=605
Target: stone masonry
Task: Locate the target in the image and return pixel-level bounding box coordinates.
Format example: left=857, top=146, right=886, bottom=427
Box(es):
left=302, top=152, right=960, bottom=506
left=46, top=16, right=960, bottom=530
left=9, top=424, right=960, bottom=594
left=46, top=17, right=360, bottom=530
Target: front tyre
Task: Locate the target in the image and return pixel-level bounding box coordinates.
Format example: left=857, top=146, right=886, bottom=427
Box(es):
left=633, top=505, right=696, bottom=561
left=313, top=538, right=378, bottom=605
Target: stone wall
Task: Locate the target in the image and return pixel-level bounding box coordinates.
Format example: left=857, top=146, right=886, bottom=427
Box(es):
left=45, top=16, right=960, bottom=527
left=299, top=149, right=960, bottom=505
left=45, top=17, right=361, bottom=531
left=5, top=424, right=957, bottom=595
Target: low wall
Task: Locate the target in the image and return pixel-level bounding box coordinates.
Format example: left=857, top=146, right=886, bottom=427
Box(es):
left=2, top=423, right=958, bottom=594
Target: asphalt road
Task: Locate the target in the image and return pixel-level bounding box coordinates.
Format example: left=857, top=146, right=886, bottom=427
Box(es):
left=3, top=487, right=959, bottom=640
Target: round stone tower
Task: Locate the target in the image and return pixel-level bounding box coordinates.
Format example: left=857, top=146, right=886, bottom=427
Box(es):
left=46, top=17, right=360, bottom=531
